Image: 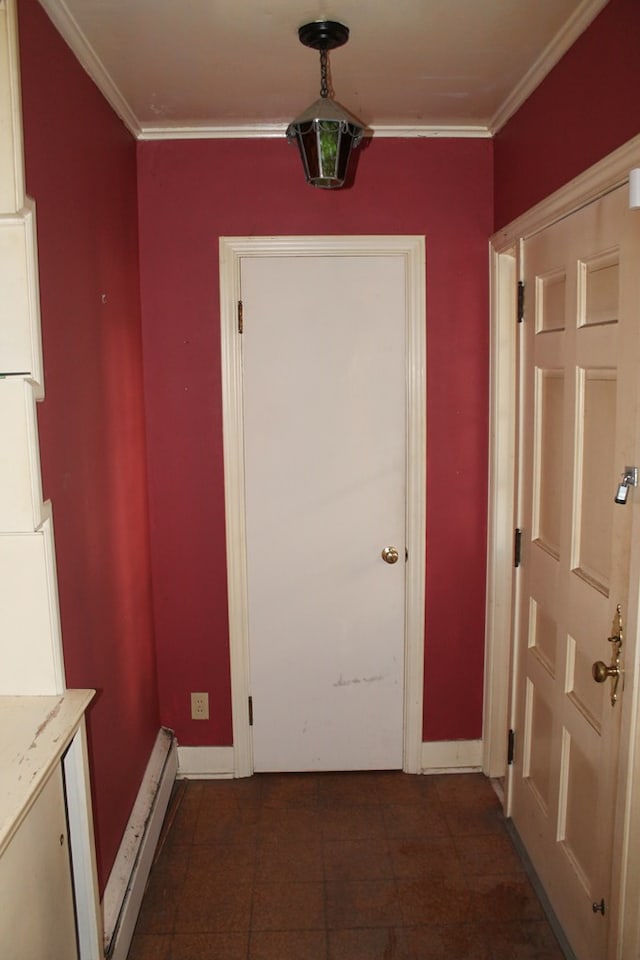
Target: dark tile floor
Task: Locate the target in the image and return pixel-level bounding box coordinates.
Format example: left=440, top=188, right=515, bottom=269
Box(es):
left=127, top=772, right=565, bottom=960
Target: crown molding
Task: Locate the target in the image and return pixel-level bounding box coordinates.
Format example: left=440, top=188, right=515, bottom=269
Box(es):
left=368, top=124, right=491, bottom=140
left=36, top=0, right=141, bottom=138
left=489, top=0, right=609, bottom=134
left=36, top=0, right=605, bottom=143
left=137, top=123, right=287, bottom=141
left=137, top=122, right=492, bottom=141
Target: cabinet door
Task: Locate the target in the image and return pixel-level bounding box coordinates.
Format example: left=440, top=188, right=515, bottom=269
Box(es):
left=0, top=765, right=78, bottom=959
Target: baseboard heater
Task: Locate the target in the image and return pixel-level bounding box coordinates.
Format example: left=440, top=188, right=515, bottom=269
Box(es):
left=102, top=727, right=178, bottom=960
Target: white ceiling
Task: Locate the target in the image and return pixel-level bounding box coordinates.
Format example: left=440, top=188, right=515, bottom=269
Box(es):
left=37, top=0, right=609, bottom=139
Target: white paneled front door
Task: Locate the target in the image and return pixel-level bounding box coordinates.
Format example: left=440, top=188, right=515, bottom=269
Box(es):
left=510, top=185, right=640, bottom=960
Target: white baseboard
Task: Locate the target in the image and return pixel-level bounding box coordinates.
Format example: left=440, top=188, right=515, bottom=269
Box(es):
left=175, top=743, right=481, bottom=777
left=177, top=745, right=235, bottom=779
left=420, top=739, right=483, bottom=773
left=102, top=728, right=177, bottom=960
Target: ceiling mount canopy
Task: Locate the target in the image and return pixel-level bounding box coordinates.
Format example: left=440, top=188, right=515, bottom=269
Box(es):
left=297, top=20, right=350, bottom=51
left=286, top=20, right=364, bottom=190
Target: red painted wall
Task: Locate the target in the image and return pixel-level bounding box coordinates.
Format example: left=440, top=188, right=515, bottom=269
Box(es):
left=17, top=0, right=636, bottom=900
left=494, top=0, right=640, bottom=229
left=137, top=136, right=493, bottom=745
left=18, top=0, right=160, bottom=890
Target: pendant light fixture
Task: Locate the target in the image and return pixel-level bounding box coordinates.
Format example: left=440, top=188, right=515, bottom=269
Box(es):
left=286, top=20, right=364, bottom=189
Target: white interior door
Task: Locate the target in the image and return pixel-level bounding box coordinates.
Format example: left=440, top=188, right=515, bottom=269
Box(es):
left=241, top=254, right=406, bottom=772
left=510, top=185, right=640, bottom=959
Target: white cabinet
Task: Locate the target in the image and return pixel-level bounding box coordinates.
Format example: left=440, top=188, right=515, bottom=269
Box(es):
left=0, top=767, right=78, bottom=958
left=0, top=692, right=101, bottom=960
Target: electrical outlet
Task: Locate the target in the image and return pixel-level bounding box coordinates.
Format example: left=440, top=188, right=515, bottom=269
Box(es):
left=190, top=692, right=209, bottom=720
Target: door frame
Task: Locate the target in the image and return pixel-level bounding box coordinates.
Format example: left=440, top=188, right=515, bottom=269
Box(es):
left=485, top=134, right=640, bottom=958
left=220, top=235, right=426, bottom=778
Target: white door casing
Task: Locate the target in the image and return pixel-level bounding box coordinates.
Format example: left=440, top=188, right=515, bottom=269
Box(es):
left=220, top=235, right=426, bottom=777
left=487, top=134, right=640, bottom=960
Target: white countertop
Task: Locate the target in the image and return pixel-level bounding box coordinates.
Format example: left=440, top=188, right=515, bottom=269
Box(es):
left=0, top=690, right=94, bottom=856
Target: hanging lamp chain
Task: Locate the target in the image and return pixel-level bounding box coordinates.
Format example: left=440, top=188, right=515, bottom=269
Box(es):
left=319, top=48, right=329, bottom=98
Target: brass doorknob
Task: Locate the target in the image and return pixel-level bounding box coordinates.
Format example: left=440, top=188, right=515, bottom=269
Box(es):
left=381, top=546, right=399, bottom=564
left=592, top=660, right=620, bottom=683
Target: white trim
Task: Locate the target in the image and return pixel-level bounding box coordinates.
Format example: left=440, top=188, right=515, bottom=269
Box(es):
left=401, top=238, right=428, bottom=775
left=39, top=505, right=66, bottom=692
left=62, top=718, right=102, bottom=960
left=177, top=745, right=235, bottom=779
left=219, top=236, right=253, bottom=778
left=138, top=122, right=286, bottom=141
left=36, top=0, right=140, bottom=138
left=482, top=245, right=517, bottom=778
left=370, top=124, right=490, bottom=140
left=220, top=235, right=426, bottom=777
left=137, top=122, right=491, bottom=141
left=102, top=729, right=177, bottom=960
left=0, top=376, right=44, bottom=532
left=0, top=203, right=43, bottom=390
left=421, top=739, right=483, bottom=773
left=23, top=198, right=44, bottom=397
left=0, top=0, right=24, bottom=212
left=23, top=378, right=44, bottom=526
left=489, top=0, right=609, bottom=134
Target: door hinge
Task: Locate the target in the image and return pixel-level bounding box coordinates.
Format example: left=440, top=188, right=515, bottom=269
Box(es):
left=514, top=528, right=522, bottom=568
left=248, top=695, right=253, bottom=726
left=238, top=300, right=244, bottom=334
left=517, top=281, right=525, bottom=323
left=508, top=728, right=515, bottom=765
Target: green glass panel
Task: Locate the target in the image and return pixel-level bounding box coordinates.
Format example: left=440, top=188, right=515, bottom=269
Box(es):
left=318, top=121, right=339, bottom=179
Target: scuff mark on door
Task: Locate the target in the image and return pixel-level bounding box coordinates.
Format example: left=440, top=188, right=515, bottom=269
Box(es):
left=333, top=674, right=385, bottom=687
